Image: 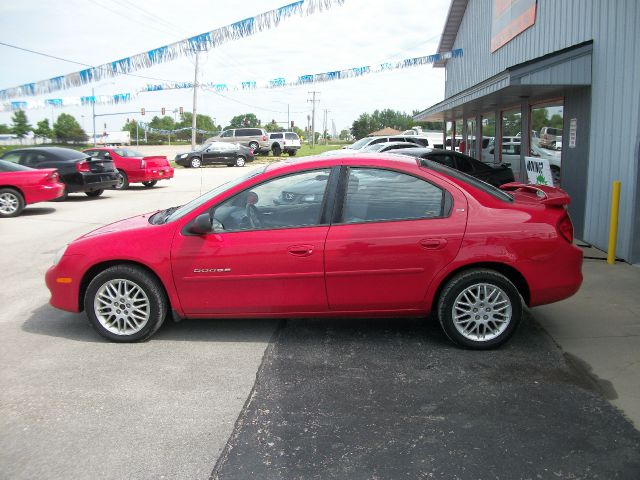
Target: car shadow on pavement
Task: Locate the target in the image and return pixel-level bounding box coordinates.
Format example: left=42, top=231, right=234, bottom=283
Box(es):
left=21, top=303, right=279, bottom=344
left=20, top=207, right=57, bottom=216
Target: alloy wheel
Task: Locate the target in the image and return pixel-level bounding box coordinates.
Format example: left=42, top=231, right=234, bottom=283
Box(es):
left=93, top=279, right=151, bottom=335
left=452, top=283, right=512, bottom=341
left=0, top=192, right=19, bottom=215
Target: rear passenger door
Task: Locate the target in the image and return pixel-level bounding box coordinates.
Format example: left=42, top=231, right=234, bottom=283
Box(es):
left=324, top=167, right=467, bottom=311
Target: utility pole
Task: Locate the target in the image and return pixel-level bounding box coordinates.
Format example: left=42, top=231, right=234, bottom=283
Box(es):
left=92, top=87, right=97, bottom=147
left=323, top=109, right=330, bottom=145
left=307, top=91, right=320, bottom=148
left=287, top=104, right=290, bottom=132
left=191, top=49, right=200, bottom=150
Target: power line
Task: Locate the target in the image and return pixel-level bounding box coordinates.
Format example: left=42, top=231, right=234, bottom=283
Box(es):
left=0, top=41, right=189, bottom=86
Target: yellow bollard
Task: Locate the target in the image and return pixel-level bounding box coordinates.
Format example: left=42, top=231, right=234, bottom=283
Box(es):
left=607, top=181, right=621, bottom=264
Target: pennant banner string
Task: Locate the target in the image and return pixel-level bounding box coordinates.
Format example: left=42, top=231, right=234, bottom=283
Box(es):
left=0, top=0, right=345, bottom=100
left=0, top=49, right=463, bottom=112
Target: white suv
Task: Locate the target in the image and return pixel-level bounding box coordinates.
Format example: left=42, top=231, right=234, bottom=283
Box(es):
left=268, top=132, right=301, bottom=156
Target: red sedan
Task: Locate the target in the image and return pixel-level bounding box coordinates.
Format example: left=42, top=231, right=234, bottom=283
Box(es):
left=83, top=147, right=174, bottom=190
left=46, top=154, right=582, bottom=349
left=0, top=159, right=65, bottom=217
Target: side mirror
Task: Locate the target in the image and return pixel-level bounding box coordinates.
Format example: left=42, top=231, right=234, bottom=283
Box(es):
left=188, top=213, right=212, bottom=235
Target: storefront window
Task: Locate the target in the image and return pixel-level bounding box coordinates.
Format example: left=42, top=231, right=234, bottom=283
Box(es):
left=482, top=113, right=496, bottom=164
left=531, top=104, right=563, bottom=186
left=501, top=109, right=522, bottom=178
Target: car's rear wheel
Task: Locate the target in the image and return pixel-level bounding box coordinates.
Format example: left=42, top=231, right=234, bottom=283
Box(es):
left=142, top=180, right=157, bottom=188
left=114, top=170, right=129, bottom=190
left=84, top=265, right=167, bottom=342
left=272, top=144, right=282, bottom=156
left=437, top=269, right=522, bottom=349
left=190, top=157, right=202, bottom=168
left=288, top=150, right=297, bottom=156
left=0, top=188, right=25, bottom=218
left=235, top=156, right=246, bottom=167
left=248, top=141, right=259, bottom=152
left=85, top=189, right=104, bottom=197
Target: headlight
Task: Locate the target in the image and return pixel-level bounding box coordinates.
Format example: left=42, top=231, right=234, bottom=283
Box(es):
left=179, top=154, right=188, bottom=159
left=53, top=245, right=68, bottom=265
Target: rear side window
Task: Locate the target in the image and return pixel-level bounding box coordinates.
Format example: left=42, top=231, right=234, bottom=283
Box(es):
left=23, top=152, right=49, bottom=167
left=342, top=168, right=445, bottom=224
left=420, top=159, right=513, bottom=202
left=1, top=152, right=23, bottom=164
left=428, top=154, right=455, bottom=168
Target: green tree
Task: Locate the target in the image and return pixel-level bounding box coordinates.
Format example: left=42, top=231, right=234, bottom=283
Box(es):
left=501, top=112, right=522, bottom=136
left=549, top=113, right=564, bottom=129
left=0, top=124, right=10, bottom=134
left=350, top=109, right=417, bottom=139
left=531, top=108, right=549, bottom=135
left=339, top=129, right=350, bottom=140
left=11, top=110, right=32, bottom=138
left=34, top=119, right=53, bottom=139
left=175, top=112, right=217, bottom=143
left=264, top=119, right=284, bottom=132
left=53, top=113, right=88, bottom=143
left=228, top=113, right=260, bottom=128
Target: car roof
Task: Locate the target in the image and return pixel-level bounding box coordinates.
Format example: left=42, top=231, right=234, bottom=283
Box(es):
left=3, top=147, right=88, bottom=159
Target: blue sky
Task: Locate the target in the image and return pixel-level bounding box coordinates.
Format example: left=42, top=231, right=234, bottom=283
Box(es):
left=0, top=0, right=451, bottom=133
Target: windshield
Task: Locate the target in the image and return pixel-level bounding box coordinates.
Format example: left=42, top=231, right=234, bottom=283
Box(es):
left=114, top=149, right=144, bottom=157
left=164, top=166, right=266, bottom=223
left=348, top=137, right=372, bottom=150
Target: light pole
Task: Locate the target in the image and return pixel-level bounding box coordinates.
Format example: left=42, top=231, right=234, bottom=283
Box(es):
left=91, top=82, right=115, bottom=147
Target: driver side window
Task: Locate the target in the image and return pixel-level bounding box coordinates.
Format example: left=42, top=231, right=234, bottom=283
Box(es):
left=213, top=169, right=332, bottom=232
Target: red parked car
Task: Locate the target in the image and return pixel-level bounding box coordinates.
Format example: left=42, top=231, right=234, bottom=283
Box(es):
left=0, top=159, right=65, bottom=217
left=46, top=154, right=583, bottom=349
left=83, top=148, right=174, bottom=190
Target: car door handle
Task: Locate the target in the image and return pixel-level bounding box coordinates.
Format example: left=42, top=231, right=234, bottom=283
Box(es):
left=420, top=238, right=447, bottom=250
left=288, top=245, right=314, bottom=257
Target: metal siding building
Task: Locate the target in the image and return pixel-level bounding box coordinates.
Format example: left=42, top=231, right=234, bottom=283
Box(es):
left=416, top=0, right=640, bottom=264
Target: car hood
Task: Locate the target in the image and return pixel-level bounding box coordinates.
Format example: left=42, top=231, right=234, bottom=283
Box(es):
left=78, top=212, right=158, bottom=239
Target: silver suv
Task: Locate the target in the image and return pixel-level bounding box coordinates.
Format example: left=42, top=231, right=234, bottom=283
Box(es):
left=206, top=128, right=270, bottom=153
left=268, top=132, right=301, bottom=156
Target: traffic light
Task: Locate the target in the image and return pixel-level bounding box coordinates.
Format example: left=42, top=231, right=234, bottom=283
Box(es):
left=141, top=108, right=145, bottom=116
left=161, top=107, right=165, bottom=115
left=179, top=106, right=183, bottom=114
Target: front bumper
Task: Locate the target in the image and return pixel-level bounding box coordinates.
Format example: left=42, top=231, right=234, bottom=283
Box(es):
left=46, top=256, right=83, bottom=313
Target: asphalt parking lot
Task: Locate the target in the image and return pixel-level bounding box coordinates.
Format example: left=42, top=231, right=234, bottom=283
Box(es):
left=1, top=164, right=639, bottom=479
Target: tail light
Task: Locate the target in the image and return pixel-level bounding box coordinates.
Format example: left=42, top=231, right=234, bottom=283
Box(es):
left=140, top=159, right=147, bottom=168
left=46, top=171, right=59, bottom=183
left=557, top=214, right=574, bottom=243
left=249, top=148, right=254, bottom=155
left=76, top=160, right=90, bottom=172
left=262, top=135, right=267, bottom=141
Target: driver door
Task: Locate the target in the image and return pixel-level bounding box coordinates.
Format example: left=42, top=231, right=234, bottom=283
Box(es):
left=171, top=168, right=335, bottom=315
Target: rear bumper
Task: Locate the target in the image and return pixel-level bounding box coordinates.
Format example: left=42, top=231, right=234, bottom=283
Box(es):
left=526, top=243, right=583, bottom=307
left=128, top=166, right=174, bottom=183
left=23, top=182, right=66, bottom=204
left=64, top=172, right=119, bottom=192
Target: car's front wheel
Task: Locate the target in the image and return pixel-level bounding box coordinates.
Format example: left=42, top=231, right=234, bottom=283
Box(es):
left=142, top=181, right=157, bottom=188
left=190, top=157, right=202, bottom=168
left=437, top=269, right=522, bottom=349
left=85, top=189, right=104, bottom=197
left=84, top=265, right=167, bottom=342
left=0, top=188, right=25, bottom=218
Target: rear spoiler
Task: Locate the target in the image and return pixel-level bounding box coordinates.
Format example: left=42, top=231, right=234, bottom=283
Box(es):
left=499, top=182, right=570, bottom=206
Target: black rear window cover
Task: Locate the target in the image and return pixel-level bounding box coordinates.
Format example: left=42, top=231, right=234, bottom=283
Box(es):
left=419, top=158, right=513, bottom=202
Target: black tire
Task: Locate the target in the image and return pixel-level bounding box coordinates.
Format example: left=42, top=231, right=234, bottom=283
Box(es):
left=0, top=187, right=25, bottom=218
left=190, top=157, right=202, bottom=168
left=51, top=189, right=68, bottom=202
left=142, top=180, right=157, bottom=188
left=272, top=144, right=282, bottom=156
left=84, top=264, right=168, bottom=342
left=288, top=150, right=297, bottom=156
left=85, top=189, right=104, bottom=197
left=248, top=141, right=259, bottom=152
left=437, top=269, right=522, bottom=350
left=114, top=170, right=129, bottom=190
left=235, top=156, right=246, bottom=167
